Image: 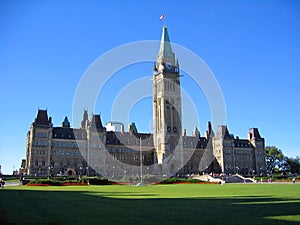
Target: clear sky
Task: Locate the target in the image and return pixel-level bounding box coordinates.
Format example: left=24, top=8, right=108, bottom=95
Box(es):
left=0, top=0, right=299, bottom=174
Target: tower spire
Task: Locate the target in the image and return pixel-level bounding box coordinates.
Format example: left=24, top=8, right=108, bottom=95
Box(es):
left=157, top=26, right=175, bottom=65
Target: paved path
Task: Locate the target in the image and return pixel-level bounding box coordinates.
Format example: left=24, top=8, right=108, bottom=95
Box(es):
left=2, top=181, right=20, bottom=187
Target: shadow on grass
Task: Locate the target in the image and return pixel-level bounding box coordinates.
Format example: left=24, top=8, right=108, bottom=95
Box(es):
left=0, top=189, right=299, bottom=225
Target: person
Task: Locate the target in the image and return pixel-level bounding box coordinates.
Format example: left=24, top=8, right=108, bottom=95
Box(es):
left=0, top=178, right=4, bottom=188
left=292, top=177, right=296, bottom=184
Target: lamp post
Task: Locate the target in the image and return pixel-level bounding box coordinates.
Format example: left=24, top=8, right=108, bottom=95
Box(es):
left=112, top=166, right=115, bottom=178
left=86, top=166, right=88, bottom=177
left=236, top=166, right=239, bottom=175
left=260, top=167, right=263, bottom=176
left=48, top=166, right=51, bottom=179
left=79, top=167, right=82, bottom=179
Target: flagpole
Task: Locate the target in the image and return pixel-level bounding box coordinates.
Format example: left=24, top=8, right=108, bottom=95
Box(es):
left=140, top=137, right=143, bottom=184
left=136, top=137, right=144, bottom=186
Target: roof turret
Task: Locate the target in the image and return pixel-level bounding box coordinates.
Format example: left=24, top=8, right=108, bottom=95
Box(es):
left=62, top=116, right=70, bottom=128
left=34, top=109, right=52, bottom=127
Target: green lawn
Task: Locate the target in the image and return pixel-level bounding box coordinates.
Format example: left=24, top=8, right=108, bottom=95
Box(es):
left=1, top=183, right=299, bottom=225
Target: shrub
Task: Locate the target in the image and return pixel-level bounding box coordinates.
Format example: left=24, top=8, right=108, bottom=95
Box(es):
left=159, top=177, right=184, bottom=184
left=186, top=179, right=204, bottom=183
left=143, top=174, right=160, bottom=183
left=29, top=179, right=62, bottom=186
left=79, top=176, right=115, bottom=185
left=158, top=177, right=205, bottom=184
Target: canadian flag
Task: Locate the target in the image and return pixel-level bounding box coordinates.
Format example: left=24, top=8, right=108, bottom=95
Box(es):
left=159, top=13, right=166, bottom=21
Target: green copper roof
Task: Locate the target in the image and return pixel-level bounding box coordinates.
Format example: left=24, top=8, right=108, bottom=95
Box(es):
left=158, top=26, right=175, bottom=63
left=62, top=116, right=70, bottom=128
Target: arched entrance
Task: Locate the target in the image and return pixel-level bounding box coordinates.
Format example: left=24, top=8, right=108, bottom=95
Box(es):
left=66, top=168, right=76, bottom=176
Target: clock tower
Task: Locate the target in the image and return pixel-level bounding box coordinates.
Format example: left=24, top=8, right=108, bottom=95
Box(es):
left=153, top=26, right=182, bottom=166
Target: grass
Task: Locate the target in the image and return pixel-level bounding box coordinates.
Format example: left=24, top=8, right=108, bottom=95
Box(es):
left=0, top=183, right=300, bottom=225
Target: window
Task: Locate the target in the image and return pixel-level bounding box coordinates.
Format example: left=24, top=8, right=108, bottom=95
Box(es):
left=42, top=141, right=47, bottom=146
left=66, top=143, right=73, bottom=148
left=92, top=135, right=100, bottom=140
left=59, top=142, right=65, bottom=147
left=74, top=151, right=79, bottom=157
left=51, top=142, right=56, bottom=147
left=167, top=127, right=171, bottom=133
left=59, top=150, right=65, bottom=156
left=36, top=141, right=40, bottom=146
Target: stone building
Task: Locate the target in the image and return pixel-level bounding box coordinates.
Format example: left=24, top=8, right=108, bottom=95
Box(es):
left=24, top=26, right=266, bottom=177
left=25, top=109, right=157, bottom=177
left=213, top=126, right=266, bottom=175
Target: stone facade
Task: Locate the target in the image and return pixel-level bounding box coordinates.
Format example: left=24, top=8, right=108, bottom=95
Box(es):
left=24, top=26, right=266, bottom=177
left=213, top=126, right=266, bottom=175
left=25, top=109, right=157, bottom=178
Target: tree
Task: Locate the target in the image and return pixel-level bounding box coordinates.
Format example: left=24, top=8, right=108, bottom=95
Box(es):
left=265, top=146, right=285, bottom=174
left=286, top=156, right=300, bottom=174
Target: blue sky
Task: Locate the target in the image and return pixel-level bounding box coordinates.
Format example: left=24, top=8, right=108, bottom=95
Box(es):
left=0, top=0, right=299, bottom=174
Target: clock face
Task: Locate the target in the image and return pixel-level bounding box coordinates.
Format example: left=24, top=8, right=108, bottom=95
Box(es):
left=166, top=63, right=172, bottom=70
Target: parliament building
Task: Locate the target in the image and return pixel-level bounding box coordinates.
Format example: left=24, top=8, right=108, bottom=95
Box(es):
left=24, top=26, right=266, bottom=178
